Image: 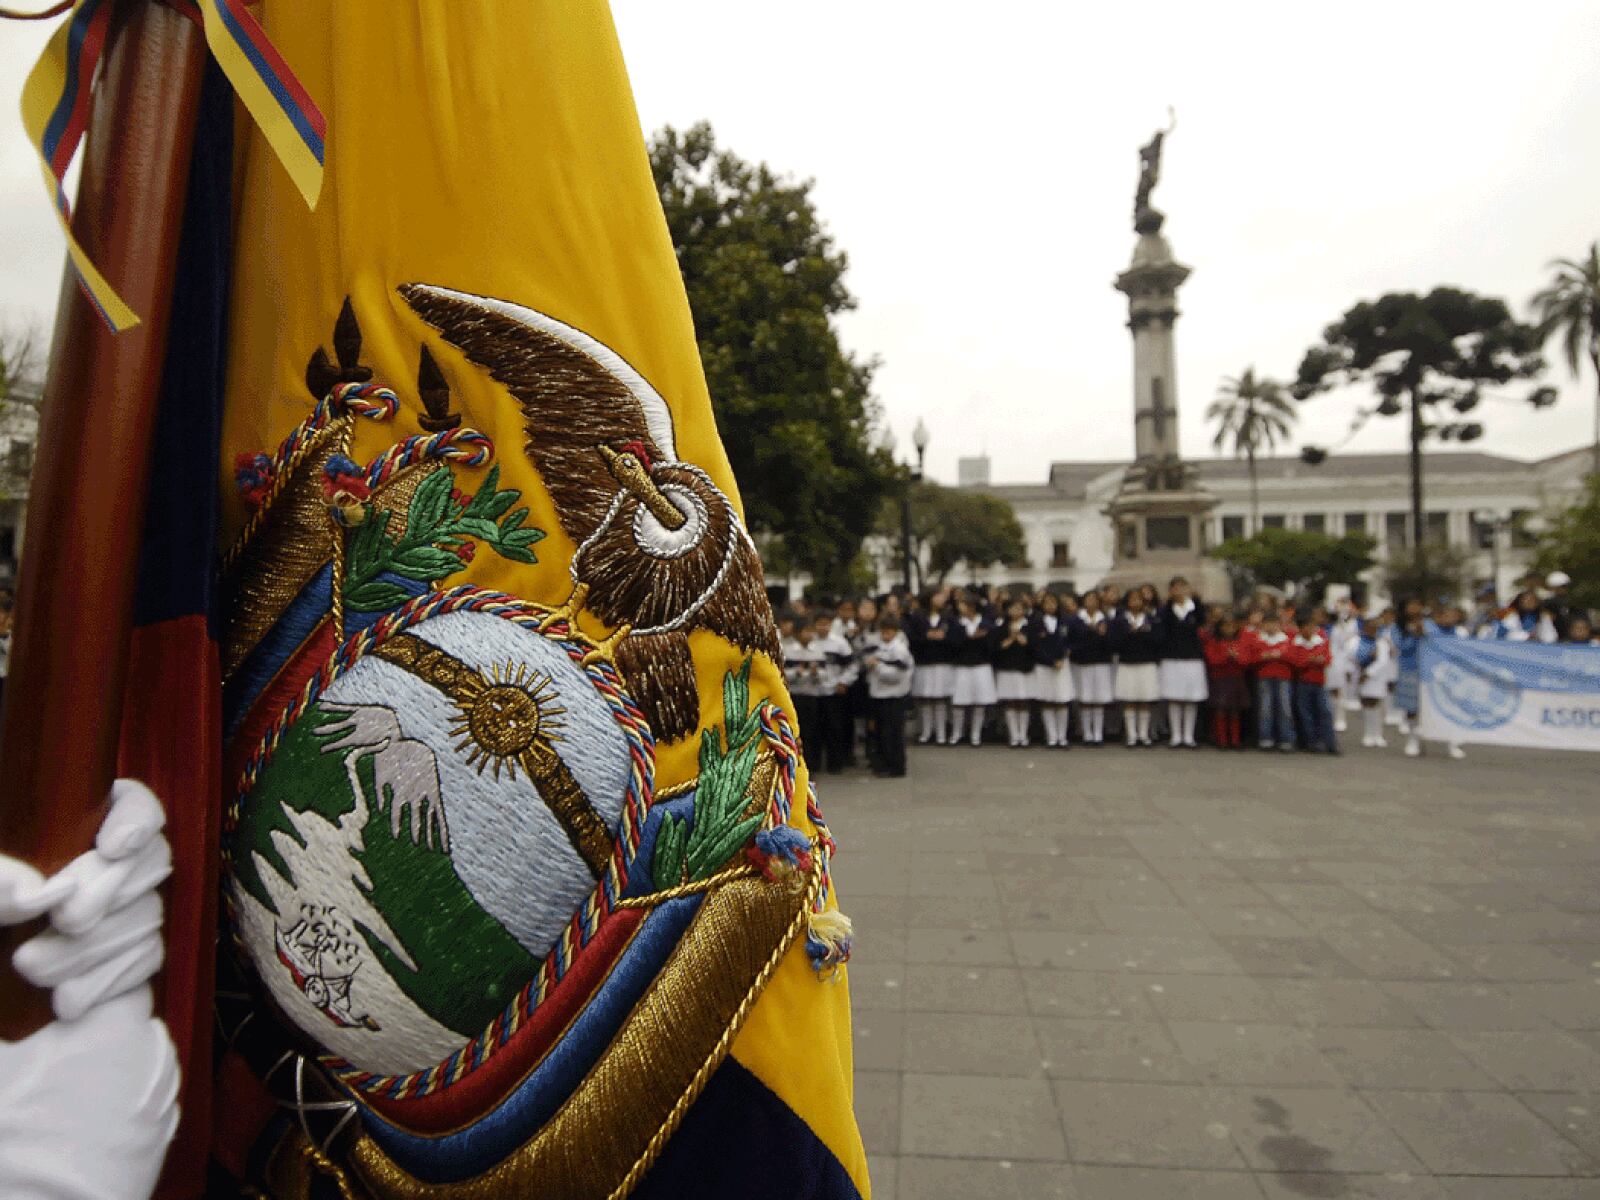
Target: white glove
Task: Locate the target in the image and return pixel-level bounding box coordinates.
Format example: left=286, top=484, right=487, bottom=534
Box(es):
left=0, top=779, right=180, bottom=1200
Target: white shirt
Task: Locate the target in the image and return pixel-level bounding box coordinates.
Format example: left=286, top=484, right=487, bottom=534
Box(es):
left=864, top=634, right=915, bottom=699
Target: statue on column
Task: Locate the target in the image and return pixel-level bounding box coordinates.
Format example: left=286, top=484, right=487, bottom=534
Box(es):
left=1134, top=108, right=1177, bottom=232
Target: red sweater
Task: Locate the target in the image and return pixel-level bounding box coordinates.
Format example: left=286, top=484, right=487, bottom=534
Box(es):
left=1201, top=631, right=1245, bottom=679
left=1285, top=634, right=1332, bottom=685
left=1245, top=631, right=1295, bottom=680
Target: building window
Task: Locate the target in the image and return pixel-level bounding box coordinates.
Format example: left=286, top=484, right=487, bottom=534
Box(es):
left=0, top=525, right=13, bottom=563
left=1425, top=511, right=1449, bottom=545
left=1471, top=514, right=1497, bottom=549
left=5, top=443, right=30, bottom=477
left=1510, top=509, right=1538, bottom=548
left=1146, top=516, right=1191, bottom=551
left=1261, top=514, right=1286, bottom=529
left=1303, top=513, right=1327, bottom=533
left=1119, top=520, right=1138, bottom=559
left=1385, top=512, right=1409, bottom=551
left=1050, top=540, right=1072, bottom=569
left=1344, top=512, right=1368, bottom=536
left=1221, top=515, right=1245, bottom=542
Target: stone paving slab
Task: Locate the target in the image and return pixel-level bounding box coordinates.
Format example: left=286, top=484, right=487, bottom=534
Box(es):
left=824, top=739, right=1600, bottom=1198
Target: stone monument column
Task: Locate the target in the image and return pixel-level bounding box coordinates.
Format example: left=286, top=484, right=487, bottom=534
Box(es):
left=1101, top=119, right=1231, bottom=601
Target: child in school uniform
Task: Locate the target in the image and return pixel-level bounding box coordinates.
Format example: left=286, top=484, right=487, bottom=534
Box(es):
left=863, top=613, right=914, bottom=777
left=908, top=589, right=955, bottom=745
left=1327, top=599, right=1362, bottom=732
left=1031, top=590, right=1074, bottom=749
left=849, top=596, right=881, bottom=769
left=809, top=610, right=858, bottom=773
left=1157, top=576, right=1208, bottom=748
left=1071, top=590, right=1115, bottom=745
left=1110, top=588, right=1161, bottom=748
left=782, top=613, right=827, bottom=768
left=993, top=597, right=1037, bottom=748
left=1202, top=615, right=1249, bottom=749
left=1355, top=617, right=1394, bottom=748
left=1247, top=612, right=1296, bottom=751
left=1288, top=615, right=1338, bottom=754
left=948, top=593, right=998, bottom=746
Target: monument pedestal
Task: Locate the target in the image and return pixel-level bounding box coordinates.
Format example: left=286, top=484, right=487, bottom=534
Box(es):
left=1099, top=472, right=1230, bottom=600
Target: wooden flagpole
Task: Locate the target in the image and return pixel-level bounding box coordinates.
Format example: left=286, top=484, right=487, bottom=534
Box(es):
left=0, top=0, right=205, bottom=1040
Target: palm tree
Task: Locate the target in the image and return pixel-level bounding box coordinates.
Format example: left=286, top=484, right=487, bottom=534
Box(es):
left=1530, top=242, right=1600, bottom=480
left=1207, top=367, right=1296, bottom=534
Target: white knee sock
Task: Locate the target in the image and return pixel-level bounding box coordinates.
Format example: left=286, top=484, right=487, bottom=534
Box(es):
left=918, top=704, right=933, bottom=742
left=950, top=706, right=967, bottom=743
left=1140, top=708, right=1154, bottom=743
left=1092, top=706, right=1105, bottom=742
left=1182, top=702, right=1199, bottom=745
left=934, top=701, right=949, bottom=744
left=1125, top=707, right=1139, bottom=745
left=1167, top=701, right=1183, bottom=745
left=1047, top=707, right=1064, bottom=745
left=971, top=707, right=987, bottom=745
left=1363, top=706, right=1381, bottom=743
left=1079, top=706, right=1093, bottom=741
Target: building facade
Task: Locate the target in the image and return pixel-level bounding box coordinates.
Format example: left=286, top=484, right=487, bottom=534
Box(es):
left=936, top=447, right=1593, bottom=605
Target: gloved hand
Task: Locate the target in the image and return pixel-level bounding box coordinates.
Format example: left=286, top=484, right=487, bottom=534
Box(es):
left=0, top=779, right=180, bottom=1200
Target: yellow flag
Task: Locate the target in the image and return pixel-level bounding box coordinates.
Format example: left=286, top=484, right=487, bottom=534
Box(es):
left=215, top=2, right=867, bottom=1197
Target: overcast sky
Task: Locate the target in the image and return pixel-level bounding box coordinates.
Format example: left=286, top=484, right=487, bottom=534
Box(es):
left=5, top=3, right=1599, bottom=483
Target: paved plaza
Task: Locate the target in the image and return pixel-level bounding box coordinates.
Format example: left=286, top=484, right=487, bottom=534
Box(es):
left=826, top=738, right=1600, bottom=1199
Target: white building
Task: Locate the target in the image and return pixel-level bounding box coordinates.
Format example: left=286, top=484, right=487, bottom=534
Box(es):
left=937, top=446, right=1594, bottom=604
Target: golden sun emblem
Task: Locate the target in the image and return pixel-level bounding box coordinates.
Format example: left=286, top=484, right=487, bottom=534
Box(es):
left=449, top=662, right=566, bottom=780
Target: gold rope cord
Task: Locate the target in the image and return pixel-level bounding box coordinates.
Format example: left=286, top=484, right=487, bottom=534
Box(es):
left=347, top=858, right=822, bottom=1199
left=612, top=861, right=760, bottom=909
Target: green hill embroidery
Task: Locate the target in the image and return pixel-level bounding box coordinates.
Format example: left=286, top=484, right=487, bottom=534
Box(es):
left=232, top=702, right=536, bottom=1037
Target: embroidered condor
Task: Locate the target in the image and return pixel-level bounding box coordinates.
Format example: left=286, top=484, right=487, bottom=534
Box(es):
left=400, top=284, right=781, bottom=742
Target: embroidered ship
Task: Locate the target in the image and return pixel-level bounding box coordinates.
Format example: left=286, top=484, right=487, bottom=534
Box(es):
left=275, top=915, right=381, bottom=1031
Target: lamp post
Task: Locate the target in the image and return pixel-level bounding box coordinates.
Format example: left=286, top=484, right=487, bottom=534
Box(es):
left=1472, top=508, right=1505, bottom=600
left=901, top=418, right=929, bottom=595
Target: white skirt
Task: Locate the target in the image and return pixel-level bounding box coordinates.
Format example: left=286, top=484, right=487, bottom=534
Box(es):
left=1073, top=662, right=1114, bottom=705
left=912, top=662, right=953, bottom=700
left=1115, top=662, right=1160, bottom=703
left=995, top=669, right=1035, bottom=702
left=951, top=664, right=997, bottom=707
left=1357, top=670, right=1389, bottom=702
left=1034, top=662, right=1076, bottom=704
left=1159, top=659, right=1209, bottom=702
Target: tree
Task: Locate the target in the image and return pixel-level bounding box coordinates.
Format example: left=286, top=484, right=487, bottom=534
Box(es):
left=1210, top=527, right=1375, bottom=599
left=1206, top=367, right=1295, bottom=534
left=891, top=481, right=1027, bottom=586
left=1294, top=288, right=1552, bottom=584
left=1531, top=473, right=1600, bottom=613
left=1530, top=243, right=1600, bottom=481
left=1382, top=542, right=1470, bottom=607
left=0, top=324, right=41, bottom=413
left=649, top=123, right=896, bottom=595
left=0, top=324, right=43, bottom=504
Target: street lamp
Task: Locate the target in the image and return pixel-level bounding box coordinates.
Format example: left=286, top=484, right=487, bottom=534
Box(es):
left=901, top=419, right=929, bottom=595
left=1472, top=508, right=1506, bottom=599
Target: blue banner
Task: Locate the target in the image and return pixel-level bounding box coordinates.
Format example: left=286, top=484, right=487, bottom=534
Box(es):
left=1419, top=635, right=1600, bottom=751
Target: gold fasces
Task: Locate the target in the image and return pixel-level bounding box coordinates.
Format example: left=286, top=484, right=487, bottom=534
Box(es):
left=347, top=864, right=820, bottom=1199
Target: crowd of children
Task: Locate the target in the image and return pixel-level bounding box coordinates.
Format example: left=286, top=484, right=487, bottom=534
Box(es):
left=777, top=573, right=1595, bottom=771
